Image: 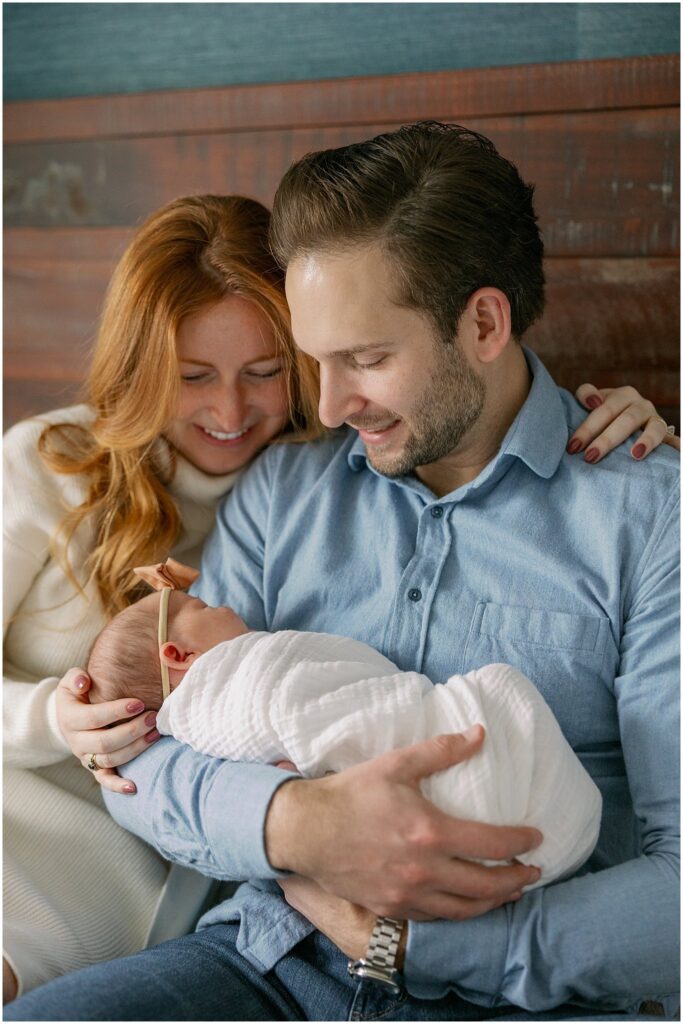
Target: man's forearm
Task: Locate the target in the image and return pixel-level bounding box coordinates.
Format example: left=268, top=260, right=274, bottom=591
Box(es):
left=103, top=737, right=299, bottom=880
left=107, top=732, right=541, bottom=920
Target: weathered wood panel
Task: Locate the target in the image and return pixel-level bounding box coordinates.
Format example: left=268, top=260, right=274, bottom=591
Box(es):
left=527, top=258, right=679, bottom=422
left=5, top=56, right=679, bottom=144
left=5, top=107, right=679, bottom=258
left=4, top=228, right=130, bottom=379
left=5, top=109, right=679, bottom=258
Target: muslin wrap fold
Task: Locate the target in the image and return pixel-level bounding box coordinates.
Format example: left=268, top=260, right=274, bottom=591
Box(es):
left=157, top=630, right=602, bottom=887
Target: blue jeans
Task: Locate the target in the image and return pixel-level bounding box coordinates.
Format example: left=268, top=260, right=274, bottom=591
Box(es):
left=5, top=924, right=667, bottom=1021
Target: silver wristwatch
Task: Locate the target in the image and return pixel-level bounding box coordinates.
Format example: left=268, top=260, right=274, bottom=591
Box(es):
left=347, top=916, right=405, bottom=992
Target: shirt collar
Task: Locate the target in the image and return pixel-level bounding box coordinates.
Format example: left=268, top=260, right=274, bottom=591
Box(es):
left=347, top=347, right=568, bottom=482
left=499, top=348, right=568, bottom=479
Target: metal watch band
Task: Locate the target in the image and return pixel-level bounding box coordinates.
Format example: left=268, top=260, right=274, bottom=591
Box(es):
left=347, top=916, right=405, bottom=992
left=366, top=916, right=404, bottom=969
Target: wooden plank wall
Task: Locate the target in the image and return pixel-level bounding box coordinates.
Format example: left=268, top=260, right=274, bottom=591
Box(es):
left=4, top=55, right=679, bottom=432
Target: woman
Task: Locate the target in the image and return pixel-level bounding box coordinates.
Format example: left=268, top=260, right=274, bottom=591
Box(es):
left=3, top=192, right=675, bottom=1002
left=3, top=194, right=320, bottom=1002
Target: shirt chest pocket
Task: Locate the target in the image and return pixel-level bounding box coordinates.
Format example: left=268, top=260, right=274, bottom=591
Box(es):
left=463, top=601, right=614, bottom=746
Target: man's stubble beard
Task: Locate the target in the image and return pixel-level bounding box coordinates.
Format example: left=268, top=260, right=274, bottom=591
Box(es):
left=366, top=338, right=486, bottom=478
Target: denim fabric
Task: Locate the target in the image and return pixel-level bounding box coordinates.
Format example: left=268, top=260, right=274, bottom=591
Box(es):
left=102, top=350, right=679, bottom=1012
left=5, top=925, right=670, bottom=1021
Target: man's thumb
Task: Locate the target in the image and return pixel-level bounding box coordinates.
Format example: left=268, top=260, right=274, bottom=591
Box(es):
left=392, top=725, right=485, bottom=784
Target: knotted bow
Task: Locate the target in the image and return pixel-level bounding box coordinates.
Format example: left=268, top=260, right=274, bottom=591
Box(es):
left=132, top=557, right=199, bottom=592
left=132, top=558, right=200, bottom=701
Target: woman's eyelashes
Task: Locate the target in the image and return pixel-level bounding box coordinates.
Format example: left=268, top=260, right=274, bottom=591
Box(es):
left=245, top=364, right=283, bottom=380
left=181, top=372, right=213, bottom=384
left=181, top=364, right=283, bottom=384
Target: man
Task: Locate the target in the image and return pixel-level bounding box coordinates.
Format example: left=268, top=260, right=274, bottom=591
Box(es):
left=8, top=123, right=678, bottom=1021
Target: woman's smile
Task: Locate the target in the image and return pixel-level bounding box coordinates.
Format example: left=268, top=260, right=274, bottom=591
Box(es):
left=199, top=425, right=249, bottom=441
left=195, top=423, right=253, bottom=445
left=165, top=295, right=289, bottom=475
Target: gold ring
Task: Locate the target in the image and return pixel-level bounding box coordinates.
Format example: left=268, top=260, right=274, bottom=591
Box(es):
left=86, top=753, right=101, bottom=771
left=654, top=415, right=675, bottom=435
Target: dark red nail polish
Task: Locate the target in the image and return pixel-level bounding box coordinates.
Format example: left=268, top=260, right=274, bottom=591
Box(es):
left=145, top=729, right=161, bottom=743
left=566, top=438, right=582, bottom=455
left=632, top=444, right=646, bottom=460
left=126, top=700, right=145, bottom=714
left=585, top=395, right=603, bottom=409
left=584, top=448, right=600, bottom=464
left=144, top=711, right=157, bottom=727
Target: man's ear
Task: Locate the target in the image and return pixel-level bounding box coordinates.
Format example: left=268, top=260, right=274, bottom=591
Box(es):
left=159, top=641, right=198, bottom=673
left=463, top=287, right=512, bottom=364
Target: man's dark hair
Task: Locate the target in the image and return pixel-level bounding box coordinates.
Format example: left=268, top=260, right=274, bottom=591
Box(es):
left=270, top=121, right=545, bottom=343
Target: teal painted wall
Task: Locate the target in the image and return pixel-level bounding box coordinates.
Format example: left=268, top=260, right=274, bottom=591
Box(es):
left=4, top=2, right=680, bottom=101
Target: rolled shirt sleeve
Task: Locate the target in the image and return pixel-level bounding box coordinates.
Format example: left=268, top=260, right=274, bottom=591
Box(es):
left=104, top=738, right=299, bottom=882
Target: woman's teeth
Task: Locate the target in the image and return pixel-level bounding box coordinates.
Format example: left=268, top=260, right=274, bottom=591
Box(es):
left=202, top=426, right=248, bottom=441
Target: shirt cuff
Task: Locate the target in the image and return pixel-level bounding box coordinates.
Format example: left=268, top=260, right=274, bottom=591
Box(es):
left=403, top=911, right=508, bottom=1004
left=203, top=764, right=300, bottom=880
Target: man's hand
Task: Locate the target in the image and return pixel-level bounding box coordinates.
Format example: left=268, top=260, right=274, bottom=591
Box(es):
left=266, top=726, right=542, bottom=920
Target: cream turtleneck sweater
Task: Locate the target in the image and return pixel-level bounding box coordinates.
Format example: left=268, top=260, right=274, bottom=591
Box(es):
left=4, top=405, right=239, bottom=994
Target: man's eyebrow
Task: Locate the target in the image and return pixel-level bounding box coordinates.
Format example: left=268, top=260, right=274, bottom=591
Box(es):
left=327, top=343, right=394, bottom=359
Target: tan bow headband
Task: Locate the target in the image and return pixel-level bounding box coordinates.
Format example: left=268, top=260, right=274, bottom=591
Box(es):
left=132, top=558, right=200, bottom=701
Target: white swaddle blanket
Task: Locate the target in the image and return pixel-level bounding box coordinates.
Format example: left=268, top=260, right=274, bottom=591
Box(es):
left=157, top=630, right=602, bottom=887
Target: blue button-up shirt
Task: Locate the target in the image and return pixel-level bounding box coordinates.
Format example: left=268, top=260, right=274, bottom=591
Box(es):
left=106, top=350, right=679, bottom=1013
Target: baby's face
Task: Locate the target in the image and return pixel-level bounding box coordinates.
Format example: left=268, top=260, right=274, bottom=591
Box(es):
left=167, top=592, right=249, bottom=653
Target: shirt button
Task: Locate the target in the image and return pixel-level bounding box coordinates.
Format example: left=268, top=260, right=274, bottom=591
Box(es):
left=408, top=588, right=422, bottom=602
left=431, top=506, right=444, bottom=518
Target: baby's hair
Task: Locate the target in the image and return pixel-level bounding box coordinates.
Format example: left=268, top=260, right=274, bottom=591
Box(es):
left=87, top=593, right=165, bottom=709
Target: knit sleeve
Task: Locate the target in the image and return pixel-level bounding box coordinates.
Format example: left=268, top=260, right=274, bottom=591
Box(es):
left=3, top=417, right=73, bottom=766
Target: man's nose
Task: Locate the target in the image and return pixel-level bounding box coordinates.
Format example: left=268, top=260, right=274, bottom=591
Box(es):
left=317, top=366, right=363, bottom=429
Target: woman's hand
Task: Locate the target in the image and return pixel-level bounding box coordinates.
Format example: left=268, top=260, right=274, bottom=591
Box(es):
left=56, top=668, right=161, bottom=795
left=568, top=385, right=679, bottom=464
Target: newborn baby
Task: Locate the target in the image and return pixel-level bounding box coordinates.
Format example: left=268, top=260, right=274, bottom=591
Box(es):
left=88, top=589, right=602, bottom=888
